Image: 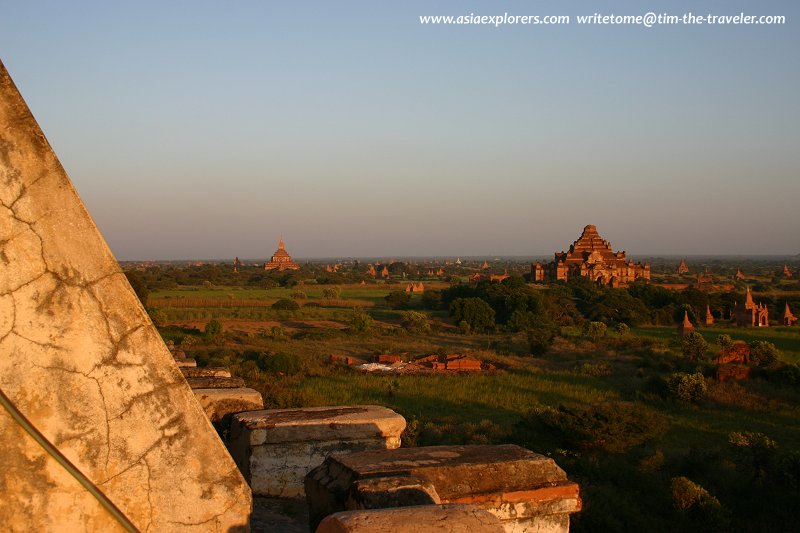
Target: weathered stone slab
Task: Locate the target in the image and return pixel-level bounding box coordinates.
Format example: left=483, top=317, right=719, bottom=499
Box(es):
left=230, top=406, right=405, bottom=498
left=348, top=474, right=441, bottom=510
left=305, top=445, right=581, bottom=533
left=180, top=366, right=232, bottom=378
left=174, top=357, right=197, bottom=367
left=185, top=376, right=246, bottom=389
left=317, top=504, right=505, bottom=533
left=193, top=387, right=265, bottom=423
left=0, top=60, right=251, bottom=531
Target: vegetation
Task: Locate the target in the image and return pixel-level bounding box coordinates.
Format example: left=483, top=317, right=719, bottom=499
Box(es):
left=130, top=257, right=800, bottom=532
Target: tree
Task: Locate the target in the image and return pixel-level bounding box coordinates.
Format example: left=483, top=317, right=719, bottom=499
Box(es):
left=125, top=271, right=149, bottom=307
left=272, top=298, right=300, bottom=311
left=585, top=321, right=607, bottom=343
left=401, top=311, right=430, bottom=334
left=749, top=341, right=779, bottom=367
left=716, top=334, right=733, bottom=355
left=203, top=319, right=224, bottom=343
left=668, top=372, right=707, bottom=403
left=322, top=287, right=341, bottom=299
left=527, top=324, right=557, bottom=356
left=681, top=331, right=709, bottom=361
left=349, top=309, right=373, bottom=334
left=450, top=298, right=495, bottom=333
left=421, top=289, right=443, bottom=310
left=385, top=290, right=411, bottom=309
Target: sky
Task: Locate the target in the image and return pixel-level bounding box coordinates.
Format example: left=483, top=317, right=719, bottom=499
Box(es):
left=1, top=1, right=798, bottom=260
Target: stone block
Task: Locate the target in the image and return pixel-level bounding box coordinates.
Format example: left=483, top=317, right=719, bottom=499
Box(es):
left=305, top=445, right=581, bottom=533
left=230, top=406, right=405, bottom=498
left=192, top=387, right=265, bottom=424
left=174, top=357, right=197, bottom=367
left=316, top=504, right=505, bottom=533
left=348, top=475, right=441, bottom=510
left=180, top=366, right=232, bottom=378
left=185, top=376, right=245, bottom=389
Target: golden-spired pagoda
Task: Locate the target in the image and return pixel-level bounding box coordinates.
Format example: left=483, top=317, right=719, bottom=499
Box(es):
left=532, top=224, right=650, bottom=287
left=263, top=239, right=300, bottom=271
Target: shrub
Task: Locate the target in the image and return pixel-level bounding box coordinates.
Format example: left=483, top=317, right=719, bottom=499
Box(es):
left=401, top=311, right=430, bottom=334
left=681, top=331, right=709, bottom=361
left=729, top=431, right=777, bottom=481
left=668, top=372, right=707, bottom=403
left=526, top=324, right=557, bottom=356
left=349, top=309, right=373, bottom=334
left=146, top=306, right=167, bottom=327
left=421, top=289, right=443, bottom=310
left=585, top=321, right=607, bottom=342
left=290, top=290, right=307, bottom=300
left=616, top=323, right=630, bottom=337
left=450, top=298, right=495, bottom=333
left=749, top=341, right=779, bottom=367
left=272, top=298, right=300, bottom=311
left=716, top=334, right=733, bottom=354
left=671, top=477, right=729, bottom=531
left=203, top=319, right=224, bottom=343
left=385, top=290, right=412, bottom=309
left=534, top=401, right=668, bottom=454
left=321, top=287, right=341, bottom=299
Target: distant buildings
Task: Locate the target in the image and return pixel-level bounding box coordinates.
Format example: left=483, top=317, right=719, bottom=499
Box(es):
left=264, top=239, right=300, bottom=271
left=734, top=287, right=769, bottom=327
left=532, top=224, right=650, bottom=287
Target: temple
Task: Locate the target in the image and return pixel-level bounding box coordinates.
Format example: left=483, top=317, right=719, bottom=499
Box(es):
left=264, top=239, right=300, bottom=270
left=677, top=259, right=689, bottom=275
left=734, top=287, right=769, bottom=327
left=784, top=303, right=797, bottom=326
left=534, top=224, right=650, bottom=287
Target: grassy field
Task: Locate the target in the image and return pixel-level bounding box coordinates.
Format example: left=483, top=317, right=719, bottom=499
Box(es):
left=157, top=281, right=800, bottom=531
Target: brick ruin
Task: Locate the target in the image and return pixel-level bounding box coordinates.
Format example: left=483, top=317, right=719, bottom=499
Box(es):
left=533, top=224, right=650, bottom=287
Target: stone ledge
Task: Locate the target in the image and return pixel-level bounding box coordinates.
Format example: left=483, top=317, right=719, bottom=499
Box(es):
left=229, top=406, right=406, bottom=499
left=233, top=405, right=406, bottom=445
left=316, top=504, right=505, bottom=533
left=180, top=366, right=232, bottom=378
left=192, top=387, right=264, bottom=424
left=305, top=445, right=580, bottom=533
left=185, top=376, right=246, bottom=389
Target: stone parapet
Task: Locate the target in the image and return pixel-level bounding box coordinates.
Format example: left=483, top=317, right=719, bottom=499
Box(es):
left=305, top=444, right=581, bottom=533
left=230, top=406, right=406, bottom=498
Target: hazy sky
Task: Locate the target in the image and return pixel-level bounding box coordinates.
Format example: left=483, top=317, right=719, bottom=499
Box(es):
left=1, top=1, right=798, bottom=259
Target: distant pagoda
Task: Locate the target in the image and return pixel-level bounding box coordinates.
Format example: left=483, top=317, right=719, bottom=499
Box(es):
left=677, top=259, right=690, bottom=275
left=264, top=239, right=300, bottom=271
left=532, top=224, right=650, bottom=287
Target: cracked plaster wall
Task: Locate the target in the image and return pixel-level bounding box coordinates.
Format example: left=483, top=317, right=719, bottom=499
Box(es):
left=0, top=60, right=251, bottom=531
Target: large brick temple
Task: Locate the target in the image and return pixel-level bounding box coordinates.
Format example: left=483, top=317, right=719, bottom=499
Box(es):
left=264, top=238, right=300, bottom=270
left=532, top=224, right=650, bottom=287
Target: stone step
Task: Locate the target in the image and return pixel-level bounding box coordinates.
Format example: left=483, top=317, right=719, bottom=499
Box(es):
left=192, top=387, right=265, bottom=425
left=174, top=357, right=197, bottom=367
left=229, top=406, right=406, bottom=499
left=305, top=444, right=581, bottom=533
left=185, top=376, right=245, bottom=389
left=180, top=366, right=232, bottom=378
